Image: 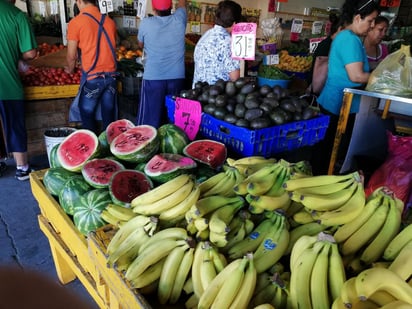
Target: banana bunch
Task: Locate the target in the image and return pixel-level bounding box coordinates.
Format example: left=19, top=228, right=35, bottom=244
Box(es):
left=131, top=174, right=199, bottom=225
left=285, top=172, right=367, bottom=226
left=250, top=272, right=289, bottom=309
left=289, top=232, right=346, bottom=309
left=333, top=187, right=402, bottom=265
left=198, top=166, right=244, bottom=198
left=332, top=267, right=412, bottom=308
left=384, top=222, right=412, bottom=261
left=285, top=221, right=330, bottom=255
left=226, top=156, right=277, bottom=177
left=101, top=203, right=137, bottom=227
left=197, top=253, right=256, bottom=309
left=221, top=209, right=255, bottom=253
left=106, top=215, right=158, bottom=270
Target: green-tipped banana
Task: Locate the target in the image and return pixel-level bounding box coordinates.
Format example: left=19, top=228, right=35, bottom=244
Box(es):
left=208, top=202, right=244, bottom=234
left=194, top=195, right=244, bottom=217
left=285, top=221, right=329, bottom=255
left=384, top=222, right=412, bottom=261
left=328, top=243, right=346, bottom=302
left=106, top=203, right=136, bottom=221
left=283, top=172, right=355, bottom=191
left=388, top=240, right=412, bottom=281
left=129, top=257, right=166, bottom=289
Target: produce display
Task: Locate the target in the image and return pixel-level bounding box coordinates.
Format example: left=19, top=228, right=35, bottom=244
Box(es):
left=39, top=118, right=412, bottom=309
left=274, top=50, right=313, bottom=73
left=21, top=66, right=82, bottom=86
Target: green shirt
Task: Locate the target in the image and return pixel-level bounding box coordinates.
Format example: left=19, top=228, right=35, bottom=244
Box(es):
left=0, top=0, right=37, bottom=100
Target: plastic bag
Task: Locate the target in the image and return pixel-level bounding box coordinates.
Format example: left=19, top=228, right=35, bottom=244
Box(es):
left=365, top=131, right=412, bottom=205
left=366, top=44, right=412, bottom=97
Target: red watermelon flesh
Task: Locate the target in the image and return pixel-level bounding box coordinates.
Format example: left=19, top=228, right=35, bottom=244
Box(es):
left=109, top=169, right=153, bottom=206
left=82, top=158, right=125, bottom=189
left=183, top=139, right=227, bottom=169
left=106, top=119, right=135, bottom=144
left=57, top=129, right=100, bottom=172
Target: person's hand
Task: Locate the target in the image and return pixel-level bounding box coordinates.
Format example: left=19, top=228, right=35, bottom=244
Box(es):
left=64, top=66, right=73, bottom=74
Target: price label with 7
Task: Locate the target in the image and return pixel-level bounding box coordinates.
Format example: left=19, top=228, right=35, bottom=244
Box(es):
left=174, top=98, right=202, bottom=141
left=231, top=22, right=257, bottom=60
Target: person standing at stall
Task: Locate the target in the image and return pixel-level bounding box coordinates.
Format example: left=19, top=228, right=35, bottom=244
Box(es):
left=364, top=15, right=389, bottom=71
left=312, top=0, right=380, bottom=175
left=65, top=0, right=118, bottom=134
left=136, top=0, right=187, bottom=128
left=0, top=0, right=38, bottom=180
left=192, top=0, right=242, bottom=86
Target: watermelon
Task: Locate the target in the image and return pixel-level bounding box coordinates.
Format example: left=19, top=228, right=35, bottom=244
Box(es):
left=58, top=175, right=92, bottom=215
left=110, top=125, right=159, bottom=163
left=73, top=188, right=112, bottom=235
left=49, top=143, right=62, bottom=168
left=81, top=158, right=125, bottom=189
left=43, top=167, right=76, bottom=196
left=144, top=153, right=196, bottom=183
left=109, top=169, right=153, bottom=206
left=106, top=118, right=135, bottom=144
left=57, top=129, right=100, bottom=172
left=183, top=139, right=227, bottom=169
left=158, top=124, right=189, bottom=154
left=98, top=130, right=111, bottom=157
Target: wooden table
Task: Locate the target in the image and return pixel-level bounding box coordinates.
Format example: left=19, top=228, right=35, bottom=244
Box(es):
left=328, top=88, right=412, bottom=174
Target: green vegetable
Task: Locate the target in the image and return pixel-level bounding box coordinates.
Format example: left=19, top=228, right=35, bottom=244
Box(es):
left=258, top=64, right=291, bottom=80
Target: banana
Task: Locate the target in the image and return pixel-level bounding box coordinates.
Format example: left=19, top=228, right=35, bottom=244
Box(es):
left=209, top=246, right=227, bottom=273
left=246, top=166, right=280, bottom=196
left=158, top=243, right=189, bottom=304
left=209, top=230, right=228, bottom=247
left=202, top=167, right=238, bottom=197
left=283, top=172, right=355, bottom=191
left=231, top=156, right=276, bottom=166
left=310, top=242, right=331, bottom=309
left=341, top=197, right=390, bottom=256
left=328, top=243, right=347, bottom=303
left=360, top=197, right=402, bottom=265
left=138, top=227, right=188, bottom=255
left=224, top=221, right=248, bottom=251
left=380, top=300, right=412, bottom=309
left=289, top=234, right=318, bottom=271
left=270, top=281, right=288, bottom=309
left=253, top=272, right=272, bottom=296
left=197, top=258, right=244, bottom=309
left=253, top=304, right=276, bottom=309
left=131, top=173, right=191, bottom=206
left=339, top=277, right=358, bottom=308
left=248, top=191, right=291, bottom=212
left=185, top=293, right=199, bottom=309
left=292, top=209, right=315, bottom=224
left=195, top=228, right=210, bottom=241
left=384, top=223, right=412, bottom=261
left=355, top=267, right=412, bottom=303
left=106, top=203, right=136, bottom=221
left=169, top=247, right=194, bottom=304
left=388, top=240, right=412, bottom=281
left=285, top=200, right=305, bottom=218
left=208, top=202, right=244, bottom=234
left=198, top=172, right=226, bottom=194
left=194, top=217, right=209, bottom=232
left=314, top=181, right=366, bottom=226
left=234, top=164, right=280, bottom=195
left=100, top=210, right=122, bottom=226
left=133, top=178, right=194, bottom=215
left=251, top=279, right=278, bottom=307
left=194, top=195, right=244, bottom=218
left=192, top=241, right=206, bottom=298
left=368, top=290, right=397, bottom=307
left=291, top=177, right=355, bottom=196
left=129, top=257, right=166, bottom=288
left=199, top=244, right=218, bottom=291
left=285, top=221, right=329, bottom=255
left=158, top=185, right=200, bottom=222
left=333, top=194, right=384, bottom=244
left=229, top=254, right=257, bottom=309
left=183, top=276, right=193, bottom=295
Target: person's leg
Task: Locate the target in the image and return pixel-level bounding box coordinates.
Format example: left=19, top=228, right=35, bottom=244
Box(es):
left=136, top=80, right=166, bottom=128
left=79, top=78, right=102, bottom=133
left=100, top=76, right=117, bottom=131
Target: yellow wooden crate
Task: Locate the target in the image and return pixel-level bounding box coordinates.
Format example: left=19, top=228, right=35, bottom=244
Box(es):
left=25, top=84, right=79, bottom=100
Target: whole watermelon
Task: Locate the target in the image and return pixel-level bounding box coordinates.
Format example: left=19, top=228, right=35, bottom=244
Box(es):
left=58, top=175, right=92, bottom=215
left=43, top=167, right=77, bottom=196
left=49, top=143, right=62, bottom=168
left=73, top=189, right=112, bottom=235
left=157, top=124, right=189, bottom=154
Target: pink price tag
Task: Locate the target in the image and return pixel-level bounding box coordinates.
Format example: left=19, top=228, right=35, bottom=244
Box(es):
left=174, top=97, right=202, bottom=141
left=231, top=22, right=257, bottom=60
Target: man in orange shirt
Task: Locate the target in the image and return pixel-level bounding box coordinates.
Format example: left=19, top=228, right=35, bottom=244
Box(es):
left=65, top=0, right=118, bottom=133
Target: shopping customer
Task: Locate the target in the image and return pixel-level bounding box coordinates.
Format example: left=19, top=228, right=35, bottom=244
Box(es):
left=311, top=0, right=380, bottom=175
left=192, top=0, right=242, bottom=86
left=65, top=0, right=118, bottom=134
left=364, top=15, right=389, bottom=71
left=0, top=0, right=38, bottom=180
left=136, top=0, right=187, bottom=128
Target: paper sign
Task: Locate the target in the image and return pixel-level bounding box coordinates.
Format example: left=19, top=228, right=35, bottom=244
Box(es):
left=99, top=0, right=114, bottom=13
left=39, top=2, right=46, bottom=17
left=309, top=37, right=326, bottom=53
left=50, top=0, right=58, bottom=15
left=231, top=23, right=257, bottom=60
left=136, top=0, right=146, bottom=19
left=190, top=22, right=201, bottom=34
left=123, top=15, right=136, bottom=28
left=291, top=19, right=303, bottom=33
left=264, top=54, right=279, bottom=65
left=174, top=98, right=202, bottom=141
left=312, top=21, right=324, bottom=35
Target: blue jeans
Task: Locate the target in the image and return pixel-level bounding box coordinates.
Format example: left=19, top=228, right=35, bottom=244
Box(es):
left=0, top=100, right=27, bottom=153
left=79, top=75, right=117, bottom=133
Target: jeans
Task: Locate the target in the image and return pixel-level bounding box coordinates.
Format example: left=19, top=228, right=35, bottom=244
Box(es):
left=79, top=75, right=117, bottom=133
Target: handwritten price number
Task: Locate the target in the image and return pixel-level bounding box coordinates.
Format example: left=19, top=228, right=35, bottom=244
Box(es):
left=123, top=16, right=137, bottom=28
left=99, top=0, right=114, bottom=13
left=312, top=21, right=324, bottom=35
left=291, top=19, right=303, bottom=33
left=231, top=23, right=257, bottom=60
left=175, top=98, right=201, bottom=141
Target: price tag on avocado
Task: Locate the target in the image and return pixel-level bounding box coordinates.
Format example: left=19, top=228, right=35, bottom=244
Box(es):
left=231, top=22, right=257, bottom=60
left=174, top=98, right=202, bottom=141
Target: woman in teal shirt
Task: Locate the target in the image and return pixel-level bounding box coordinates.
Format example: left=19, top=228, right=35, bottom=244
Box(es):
left=312, top=0, right=380, bottom=175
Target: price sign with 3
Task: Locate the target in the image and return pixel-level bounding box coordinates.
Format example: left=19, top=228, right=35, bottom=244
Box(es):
left=231, top=22, right=257, bottom=60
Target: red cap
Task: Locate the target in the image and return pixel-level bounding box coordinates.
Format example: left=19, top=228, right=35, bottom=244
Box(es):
left=152, top=0, right=172, bottom=10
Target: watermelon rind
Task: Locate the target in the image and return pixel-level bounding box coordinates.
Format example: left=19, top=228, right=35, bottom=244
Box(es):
left=43, top=167, right=77, bottom=196
left=98, top=130, right=111, bottom=157
left=57, top=129, right=100, bottom=172
left=109, top=169, right=153, bottom=207
left=73, top=188, right=112, bottom=235
left=183, top=139, right=227, bottom=169
left=106, top=118, right=135, bottom=145
left=144, top=153, right=197, bottom=184
left=110, top=125, right=160, bottom=163
left=58, top=175, right=92, bottom=215
left=158, top=124, right=189, bottom=155
left=49, top=143, right=62, bottom=168
left=81, top=158, right=125, bottom=189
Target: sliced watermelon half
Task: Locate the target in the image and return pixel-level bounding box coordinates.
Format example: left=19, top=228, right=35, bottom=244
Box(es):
left=183, top=139, right=227, bottom=169
left=110, top=125, right=159, bottom=163
left=144, top=153, right=197, bottom=183
left=81, top=158, right=125, bottom=189
left=57, top=129, right=100, bottom=172
left=106, top=118, right=135, bottom=145
left=109, top=169, right=153, bottom=207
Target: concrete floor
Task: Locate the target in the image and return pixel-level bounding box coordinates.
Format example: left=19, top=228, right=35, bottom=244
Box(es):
left=0, top=154, right=98, bottom=308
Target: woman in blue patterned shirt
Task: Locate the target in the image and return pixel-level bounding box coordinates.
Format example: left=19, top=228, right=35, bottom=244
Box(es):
left=193, top=0, right=242, bottom=87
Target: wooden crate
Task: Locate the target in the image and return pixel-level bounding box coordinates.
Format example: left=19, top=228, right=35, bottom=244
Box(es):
left=24, top=84, right=79, bottom=100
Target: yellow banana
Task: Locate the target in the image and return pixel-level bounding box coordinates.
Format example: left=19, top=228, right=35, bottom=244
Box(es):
left=232, top=156, right=276, bottom=166
left=202, top=167, right=237, bottom=197
left=194, top=195, right=244, bottom=217
left=292, top=209, right=315, bottom=224
left=286, top=221, right=329, bottom=255
left=198, top=171, right=226, bottom=194
left=384, top=223, right=412, bottom=260
left=246, top=165, right=281, bottom=196
left=252, top=304, right=276, bottom=309
left=209, top=230, right=228, bottom=247
left=368, top=290, right=397, bottom=307
left=284, top=172, right=355, bottom=191
left=129, top=257, right=166, bottom=288
left=291, top=177, right=354, bottom=196
left=289, top=234, right=318, bottom=270
left=158, top=185, right=200, bottom=222
left=208, top=202, right=244, bottom=234
left=380, top=300, right=412, bottom=309
left=192, top=241, right=206, bottom=298
left=199, top=245, right=217, bottom=291
left=328, top=243, right=347, bottom=303
left=194, top=217, right=209, bottom=232
left=340, top=277, right=358, bottom=308
left=209, top=246, right=227, bottom=273
left=100, top=210, right=122, bottom=226
left=106, top=203, right=136, bottom=221
left=250, top=280, right=278, bottom=307
left=253, top=272, right=272, bottom=297
left=388, top=240, right=412, bottom=281
left=310, top=242, right=331, bottom=309
left=169, top=247, right=194, bottom=304
left=223, top=221, right=247, bottom=252
left=138, top=227, right=188, bottom=255
left=229, top=254, right=257, bottom=309
left=248, top=191, right=291, bottom=212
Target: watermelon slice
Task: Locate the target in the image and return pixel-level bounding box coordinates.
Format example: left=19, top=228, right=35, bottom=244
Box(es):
left=110, top=125, right=159, bottom=163
left=106, top=119, right=135, bottom=144
left=183, top=139, right=227, bottom=169
left=109, top=169, right=153, bottom=206
left=81, top=158, right=125, bottom=189
left=57, top=129, right=100, bottom=172
left=158, top=123, right=189, bottom=154
left=144, top=153, right=197, bottom=183
left=98, top=130, right=111, bottom=157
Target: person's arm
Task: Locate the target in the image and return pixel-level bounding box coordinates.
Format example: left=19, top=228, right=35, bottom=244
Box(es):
left=21, top=49, right=38, bottom=61
left=229, top=69, right=240, bottom=81
left=176, top=0, right=186, bottom=9
left=345, top=62, right=370, bottom=84
left=65, top=40, right=78, bottom=74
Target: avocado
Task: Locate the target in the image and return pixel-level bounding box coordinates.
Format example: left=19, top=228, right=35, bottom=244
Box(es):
left=250, top=117, right=272, bottom=129
left=215, top=79, right=226, bottom=92
left=244, top=97, right=260, bottom=109
left=224, top=113, right=238, bottom=124
left=269, top=109, right=286, bottom=125
left=302, top=106, right=320, bottom=120
left=226, top=102, right=236, bottom=113
left=280, top=99, right=296, bottom=113
left=213, top=106, right=227, bottom=120
left=262, top=97, right=279, bottom=108
left=234, top=77, right=247, bottom=89
left=225, top=81, right=237, bottom=97
left=293, top=112, right=303, bottom=121
left=266, top=91, right=280, bottom=100
left=244, top=108, right=264, bottom=122
left=234, top=103, right=247, bottom=118
left=259, top=102, right=274, bottom=113
left=209, top=85, right=222, bottom=96
left=259, top=85, right=272, bottom=97
left=235, top=118, right=250, bottom=128
left=215, top=94, right=228, bottom=107
left=236, top=93, right=246, bottom=104
left=240, top=82, right=256, bottom=95
left=203, top=104, right=216, bottom=115
left=208, top=95, right=217, bottom=105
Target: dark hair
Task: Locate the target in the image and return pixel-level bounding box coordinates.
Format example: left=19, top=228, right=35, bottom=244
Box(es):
left=329, top=13, right=345, bottom=35
left=341, top=0, right=380, bottom=24
left=374, top=15, right=389, bottom=26
left=157, top=9, right=172, bottom=16
left=215, top=0, right=242, bottom=28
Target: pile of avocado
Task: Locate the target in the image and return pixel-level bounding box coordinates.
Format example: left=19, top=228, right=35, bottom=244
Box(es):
left=179, top=78, right=320, bottom=130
